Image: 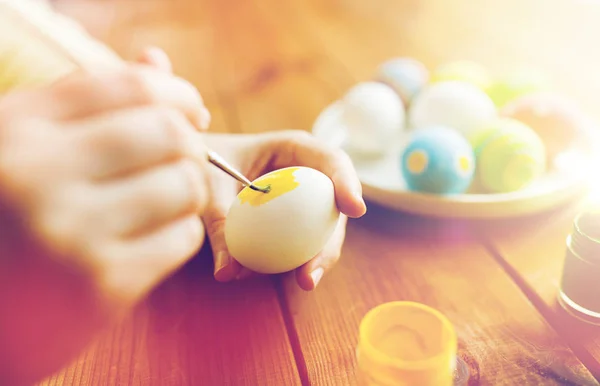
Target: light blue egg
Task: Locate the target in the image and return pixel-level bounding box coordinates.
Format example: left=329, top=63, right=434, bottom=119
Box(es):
left=376, top=58, right=429, bottom=104
left=401, top=126, right=475, bottom=194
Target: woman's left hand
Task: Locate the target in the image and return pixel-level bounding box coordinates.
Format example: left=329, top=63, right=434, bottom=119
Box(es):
left=202, top=130, right=367, bottom=290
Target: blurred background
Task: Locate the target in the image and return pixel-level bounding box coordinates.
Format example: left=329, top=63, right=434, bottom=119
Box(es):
left=53, top=0, right=600, bottom=134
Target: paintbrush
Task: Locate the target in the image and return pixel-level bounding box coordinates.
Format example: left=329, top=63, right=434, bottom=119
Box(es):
left=206, top=150, right=270, bottom=193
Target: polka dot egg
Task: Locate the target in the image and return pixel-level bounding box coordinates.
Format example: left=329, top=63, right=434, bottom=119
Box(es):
left=401, top=126, right=475, bottom=194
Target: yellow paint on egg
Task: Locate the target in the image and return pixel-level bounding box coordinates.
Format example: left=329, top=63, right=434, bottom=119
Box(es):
left=238, top=167, right=300, bottom=207
left=458, top=155, right=471, bottom=174
left=407, top=150, right=428, bottom=174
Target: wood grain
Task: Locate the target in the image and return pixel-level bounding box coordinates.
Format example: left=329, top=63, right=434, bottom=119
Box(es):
left=38, top=247, right=301, bottom=386
left=476, top=197, right=600, bottom=377
left=33, top=0, right=600, bottom=384
left=281, top=208, right=597, bottom=385
left=292, top=0, right=600, bottom=122
left=197, top=1, right=599, bottom=383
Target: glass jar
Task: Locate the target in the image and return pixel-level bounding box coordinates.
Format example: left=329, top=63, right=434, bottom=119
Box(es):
left=559, top=211, right=600, bottom=324
left=356, top=301, right=457, bottom=386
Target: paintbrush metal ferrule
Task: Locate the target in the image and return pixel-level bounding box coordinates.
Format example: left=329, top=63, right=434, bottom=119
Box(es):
left=207, top=150, right=270, bottom=193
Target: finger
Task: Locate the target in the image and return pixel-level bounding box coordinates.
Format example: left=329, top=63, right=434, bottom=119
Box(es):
left=202, top=173, right=244, bottom=282
left=295, top=215, right=347, bottom=291
left=134, top=48, right=212, bottom=131
left=47, top=67, right=211, bottom=130
left=98, top=214, right=205, bottom=303
left=97, top=159, right=208, bottom=238
left=267, top=130, right=366, bottom=218
left=136, top=46, right=173, bottom=73
left=70, top=107, right=206, bottom=179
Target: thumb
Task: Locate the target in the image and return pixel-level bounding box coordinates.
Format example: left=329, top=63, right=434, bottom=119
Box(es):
left=202, top=176, right=243, bottom=282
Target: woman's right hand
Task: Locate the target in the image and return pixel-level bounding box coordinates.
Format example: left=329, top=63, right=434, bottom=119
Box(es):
left=0, top=64, right=210, bottom=385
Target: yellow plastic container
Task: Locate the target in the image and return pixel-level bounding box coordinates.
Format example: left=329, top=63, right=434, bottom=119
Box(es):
left=356, top=301, right=457, bottom=386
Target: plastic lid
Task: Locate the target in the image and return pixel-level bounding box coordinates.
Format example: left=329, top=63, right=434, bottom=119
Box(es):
left=356, top=301, right=457, bottom=386
left=570, top=211, right=600, bottom=263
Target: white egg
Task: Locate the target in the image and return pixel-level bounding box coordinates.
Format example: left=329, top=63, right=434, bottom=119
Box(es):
left=339, top=81, right=405, bottom=156
left=408, top=81, right=496, bottom=136
left=224, top=166, right=340, bottom=274
left=375, top=57, right=430, bottom=104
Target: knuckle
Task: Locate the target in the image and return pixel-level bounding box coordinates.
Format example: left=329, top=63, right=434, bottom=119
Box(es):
left=86, top=243, right=148, bottom=304
left=93, top=258, right=141, bottom=305
left=282, top=129, right=313, bottom=145
left=87, top=244, right=116, bottom=271
left=272, top=130, right=315, bottom=164
left=183, top=216, right=205, bottom=249
left=332, top=147, right=352, bottom=166
left=121, top=68, right=156, bottom=104
left=36, top=208, right=83, bottom=255
left=157, top=108, right=188, bottom=151
left=178, top=159, right=207, bottom=211
left=0, top=131, right=57, bottom=197
left=91, top=126, right=123, bottom=151
left=203, top=212, right=226, bottom=235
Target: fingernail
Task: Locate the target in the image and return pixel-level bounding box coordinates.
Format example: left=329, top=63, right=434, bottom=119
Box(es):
left=214, top=251, right=230, bottom=276
left=310, top=267, right=324, bottom=288
left=354, top=191, right=367, bottom=212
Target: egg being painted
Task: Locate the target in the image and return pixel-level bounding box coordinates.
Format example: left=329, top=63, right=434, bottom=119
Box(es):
left=224, top=166, right=340, bottom=274
left=401, top=126, right=475, bottom=194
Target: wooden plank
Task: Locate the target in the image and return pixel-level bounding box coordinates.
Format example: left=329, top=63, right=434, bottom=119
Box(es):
left=291, top=0, right=600, bottom=123
left=201, top=0, right=354, bottom=134
left=200, top=0, right=600, bottom=383
left=281, top=208, right=598, bottom=385
left=53, top=0, right=223, bottom=121
left=44, top=0, right=600, bottom=384
left=269, top=0, right=600, bottom=382
left=476, top=197, right=600, bottom=377
left=38, top=247, right=301, bottom=386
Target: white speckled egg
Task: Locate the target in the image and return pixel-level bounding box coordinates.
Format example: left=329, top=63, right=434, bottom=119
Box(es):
left=339, top=81, right=405, bottom=157
left=375, top=57, right=429, bottom=104
left=408, top=81, right=497, bottom=136
left=224, top=167, right=340, bottom=274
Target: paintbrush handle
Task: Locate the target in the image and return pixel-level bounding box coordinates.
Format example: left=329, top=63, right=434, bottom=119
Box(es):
left=206, top=149, right=254, bottom=187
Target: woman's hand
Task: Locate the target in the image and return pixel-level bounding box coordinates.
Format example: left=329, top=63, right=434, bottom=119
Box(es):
left=202, top=130, right=366, bottom=291
left=0, top=62, right=210, bottom=384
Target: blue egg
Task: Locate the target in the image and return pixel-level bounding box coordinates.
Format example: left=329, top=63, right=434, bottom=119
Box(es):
left=401, top=126, right=475, bottom=194
left=376, top=58, right=429, bottom=104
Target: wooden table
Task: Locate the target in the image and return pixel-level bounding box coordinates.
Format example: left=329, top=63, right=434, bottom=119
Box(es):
left=41, top=0, right=600, bottom=384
